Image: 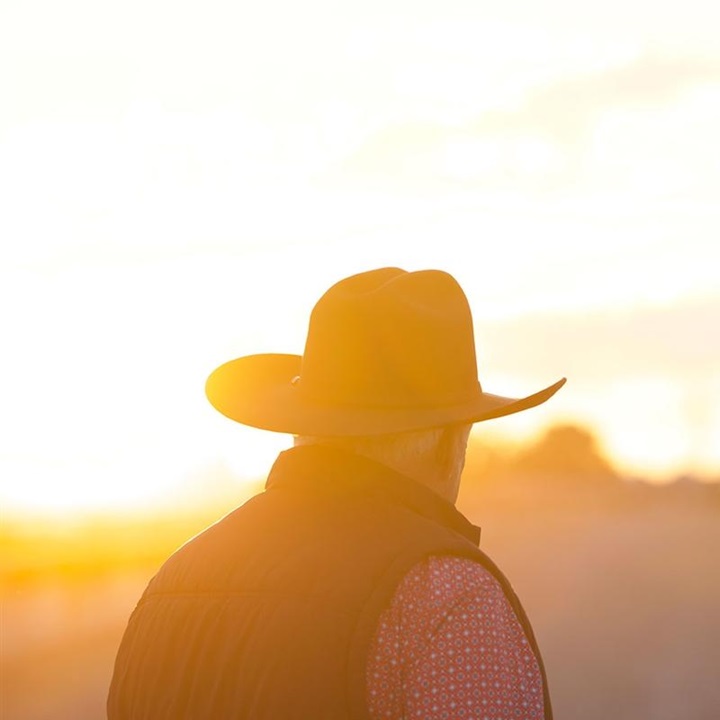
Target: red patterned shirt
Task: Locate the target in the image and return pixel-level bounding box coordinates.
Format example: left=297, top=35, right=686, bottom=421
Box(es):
left=367, top=555, right=544, bottom=720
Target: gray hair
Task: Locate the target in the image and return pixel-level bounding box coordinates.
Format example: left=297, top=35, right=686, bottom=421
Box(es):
left=294, top=427, right=446, bottom=466
left=294, top=425, right=471, bottom=493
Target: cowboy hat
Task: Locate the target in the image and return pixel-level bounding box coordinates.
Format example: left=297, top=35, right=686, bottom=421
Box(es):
left=206, top=268, right=565, bottom=436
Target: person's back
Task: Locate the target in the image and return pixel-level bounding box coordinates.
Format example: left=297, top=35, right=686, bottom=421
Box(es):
left=108, top=267, right=565, bottom=719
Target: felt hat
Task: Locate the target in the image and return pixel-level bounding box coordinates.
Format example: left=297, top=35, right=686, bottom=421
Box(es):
left=206, top=268, right=565, bottom=436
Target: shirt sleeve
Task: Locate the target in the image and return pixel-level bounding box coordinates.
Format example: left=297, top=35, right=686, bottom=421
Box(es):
left=367, top=555, right=544, bottom=720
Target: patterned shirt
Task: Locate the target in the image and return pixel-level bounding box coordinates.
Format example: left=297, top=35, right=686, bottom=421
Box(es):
left=367, top=555, right=544, bottom=720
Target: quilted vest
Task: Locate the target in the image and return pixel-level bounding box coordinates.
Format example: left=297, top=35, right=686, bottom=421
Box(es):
left=108, top=445, right=552, bottom=719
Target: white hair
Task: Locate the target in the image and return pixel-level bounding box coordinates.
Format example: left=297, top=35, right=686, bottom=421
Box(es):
left=294, top=427, right=443, bottom=464
left=294, top=425, right=472, bottom=500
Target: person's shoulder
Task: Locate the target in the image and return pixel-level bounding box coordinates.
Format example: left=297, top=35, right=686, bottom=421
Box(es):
left=142, top=498, right=265, bottom=594
left=406, top=554, right=503, bottom=602
left=381, top=554, right=504, bottom=629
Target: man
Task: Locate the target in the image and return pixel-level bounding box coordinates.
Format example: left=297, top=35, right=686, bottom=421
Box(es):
left=108, top=267, right=565, bottom=719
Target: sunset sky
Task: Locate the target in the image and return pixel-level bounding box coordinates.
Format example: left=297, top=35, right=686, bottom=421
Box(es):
left=1, top=0, right=719, bottom=514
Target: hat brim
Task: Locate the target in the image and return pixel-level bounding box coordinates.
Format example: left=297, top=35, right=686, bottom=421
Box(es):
left=206, top=354, right=566, bottom=437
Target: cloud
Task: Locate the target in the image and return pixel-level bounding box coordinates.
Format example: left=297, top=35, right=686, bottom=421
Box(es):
left=469, top=55, right=720, bottom=144
left=478, top=294, right=720, bottom=382
left=336, top=55, right=720, bottom=186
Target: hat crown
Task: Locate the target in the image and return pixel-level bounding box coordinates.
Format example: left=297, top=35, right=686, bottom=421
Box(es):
left=205, top=266, right=565, bottom=436
left=298, top=269, right=481, bottom=410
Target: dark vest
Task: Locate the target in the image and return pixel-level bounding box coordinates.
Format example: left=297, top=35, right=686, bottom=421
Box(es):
left=108, top=445, right=552, bottom=719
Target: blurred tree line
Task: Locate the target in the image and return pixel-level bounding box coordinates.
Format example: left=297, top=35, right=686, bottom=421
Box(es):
left=461, top=423, right=720, bottom=510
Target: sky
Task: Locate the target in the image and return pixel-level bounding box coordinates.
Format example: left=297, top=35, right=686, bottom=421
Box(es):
left=1, top=0, right=719, bottom=515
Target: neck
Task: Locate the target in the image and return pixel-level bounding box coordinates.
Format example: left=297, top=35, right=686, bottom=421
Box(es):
left=294, top=425, right=471, bottom=505
left=376, top=452, right=458, bottom=504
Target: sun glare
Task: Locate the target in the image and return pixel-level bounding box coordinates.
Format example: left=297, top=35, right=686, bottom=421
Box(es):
left=2, top=3, right=720, bottom=521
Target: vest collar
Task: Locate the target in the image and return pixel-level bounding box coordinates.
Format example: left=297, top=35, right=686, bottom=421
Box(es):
left=266, top=444, right=481, bottom=546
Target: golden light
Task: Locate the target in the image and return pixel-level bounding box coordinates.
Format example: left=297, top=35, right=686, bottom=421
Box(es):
left=4, top=7, right=720, bottom=720
left=1, top=4, right=720, bottom=522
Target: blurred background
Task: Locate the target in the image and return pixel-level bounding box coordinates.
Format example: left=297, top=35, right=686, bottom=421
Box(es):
left=1, top=1, right=719, bottom=718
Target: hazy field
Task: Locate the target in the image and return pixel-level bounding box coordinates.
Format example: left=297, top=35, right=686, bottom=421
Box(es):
left=460, top=480, right=720, bottom=720
left=3, top=429, right=719, bottom=719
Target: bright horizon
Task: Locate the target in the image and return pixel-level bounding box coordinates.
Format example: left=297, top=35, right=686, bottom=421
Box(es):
left=1, top=0, right=719, bottom=516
